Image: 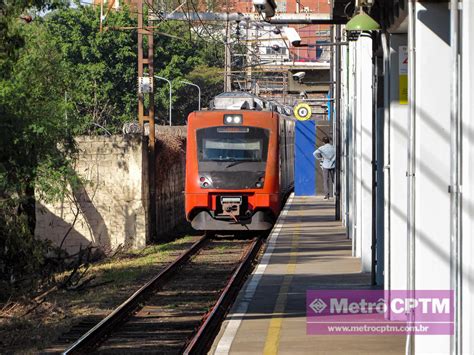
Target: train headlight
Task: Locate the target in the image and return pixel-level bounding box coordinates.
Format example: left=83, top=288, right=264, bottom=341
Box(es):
left=199, top=176, right=212, bottom=188
left=223, top=114, right=242, bottom=125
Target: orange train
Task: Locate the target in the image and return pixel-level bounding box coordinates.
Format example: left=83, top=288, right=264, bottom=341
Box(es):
left=185, top=92, right=295, bottom=231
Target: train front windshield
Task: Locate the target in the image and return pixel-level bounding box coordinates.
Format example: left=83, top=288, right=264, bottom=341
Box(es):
left=197, top=127, right=269, bottom=162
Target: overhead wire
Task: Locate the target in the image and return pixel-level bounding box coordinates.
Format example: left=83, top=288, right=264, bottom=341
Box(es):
left=242, top=14, right=292, bottom=89
left=178, top=0, right=271, bottom=85
left=175, top=0, right=222, bottom=45
left=82, top=1, right=291, bottom=92
left=187, top=0, right=226, bottom=44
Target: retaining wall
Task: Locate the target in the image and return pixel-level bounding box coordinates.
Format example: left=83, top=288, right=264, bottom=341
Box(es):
left=35, top=128, right=187, bottom=254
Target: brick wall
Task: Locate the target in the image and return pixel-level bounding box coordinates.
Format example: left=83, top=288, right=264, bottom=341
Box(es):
left=35, top=129, right=187, bottom=254
left=153, top=128, right=187, bottom=238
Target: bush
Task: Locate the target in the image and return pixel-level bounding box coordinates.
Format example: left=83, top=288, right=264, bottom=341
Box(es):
left=0, top=199, right=51, bottom=301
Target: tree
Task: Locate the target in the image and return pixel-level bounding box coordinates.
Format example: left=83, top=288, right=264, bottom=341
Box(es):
left=45, top=4, right=137, bottom=134
left=170, top=65, right=223, bottom=124
left=0, top=1, right=74, bottom=297
left=153, top=21, right=225, bottom=125
left=43, top=6, right=225, bottom=129
left=0, top=0, right=67, bottom=78
left=0, top=2, right=226, bottom=296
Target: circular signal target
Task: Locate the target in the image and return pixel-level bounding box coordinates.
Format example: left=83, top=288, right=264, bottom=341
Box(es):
left=294, top=103, right=312, bottom=121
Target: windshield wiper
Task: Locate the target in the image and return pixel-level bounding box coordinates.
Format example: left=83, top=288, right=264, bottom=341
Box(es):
left=226, top=161, right=251, bottom=168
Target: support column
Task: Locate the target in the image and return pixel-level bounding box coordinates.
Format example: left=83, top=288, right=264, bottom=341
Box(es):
left=335, top=25, right=342, bottom=221
left=412, top=3, right=451, bottom=353
left=346, top=42, right=356, bottom=245
left=462, top=1, right=474, bottom=353
left=354, top=33, right=373, bottom=272
left=374, top=34, right=385, bottom=286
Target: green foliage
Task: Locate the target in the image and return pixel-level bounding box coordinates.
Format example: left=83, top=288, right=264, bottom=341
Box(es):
left=0, top=1, right=76, bottom=198
left=45, top=4, right=138, bottom=134
left=0, top=1, right=74, bottom=297
left=40, top=7, right=225, bottom=129
left=170, top=65, right=223, bottom=123
left=0, top=19, right=70, bottom=196
left=153, top=21, right=224, bottom=124
left=0, top=0, right=67, bottom=77
left=0, top=199, right=52, bottom=299
left=0, top=2, right=226, bottom=297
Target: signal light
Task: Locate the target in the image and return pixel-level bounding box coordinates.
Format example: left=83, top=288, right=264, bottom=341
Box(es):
left=256, top=176, right=265, bottom=188
left=199, top=176, right=212, bottom=188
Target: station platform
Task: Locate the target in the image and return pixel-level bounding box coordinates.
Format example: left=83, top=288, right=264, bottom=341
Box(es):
left=210, top=194, right=406, bottom=355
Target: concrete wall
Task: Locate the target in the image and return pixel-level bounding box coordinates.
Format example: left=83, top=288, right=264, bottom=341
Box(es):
left=36, top=131, right=186, bottom=254
left=35, top=136, right=148, bottom=253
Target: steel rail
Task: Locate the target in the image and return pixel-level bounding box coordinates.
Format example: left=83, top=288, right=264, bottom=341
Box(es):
left=62, top=235, right=208, bottom=355
left=183, top=237, right=262, bottom=354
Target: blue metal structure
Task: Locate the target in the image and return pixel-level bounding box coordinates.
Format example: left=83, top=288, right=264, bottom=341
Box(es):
left=294, top=120, right=316, bottom=196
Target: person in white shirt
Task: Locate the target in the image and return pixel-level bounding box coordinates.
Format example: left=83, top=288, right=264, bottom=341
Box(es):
left=313, top=136, right=336, bottom=199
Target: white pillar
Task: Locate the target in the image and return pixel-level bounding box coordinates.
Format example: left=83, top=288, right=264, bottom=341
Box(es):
left=413, top=3, right=451, bottom=353
left=347, top=41, right=357, bottom=246
left=354, top=34, right=373, bottom=272
left=461, top=1, right=474, bottom=353
left=340, top=45, right=348, bottom=227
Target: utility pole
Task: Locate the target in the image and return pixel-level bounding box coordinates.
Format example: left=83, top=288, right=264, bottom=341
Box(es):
left=246, top=22, right=252, bottom=92
left=99, top=0, right=104, bottom=32
left=137, top=0, right=156, bottom=241
left=252, top=24, right=259, bottom=95
left=224, top=23, right=232, bottom=92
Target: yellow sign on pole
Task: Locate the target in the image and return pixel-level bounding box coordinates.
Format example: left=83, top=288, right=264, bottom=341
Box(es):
left=294, top=103, right=312, bottom=121
left=399, top=46, right=408, bottom=105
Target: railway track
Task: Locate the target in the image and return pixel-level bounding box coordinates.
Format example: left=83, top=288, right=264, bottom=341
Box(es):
left=58, top=235, right=262, bottom=354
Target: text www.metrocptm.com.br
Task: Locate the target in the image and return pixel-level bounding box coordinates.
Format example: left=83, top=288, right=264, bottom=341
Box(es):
left=325, top=324, right=431, bottom=334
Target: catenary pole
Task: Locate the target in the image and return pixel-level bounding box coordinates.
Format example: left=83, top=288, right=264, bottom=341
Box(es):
left=138, top=0, right=157, bottom=241
left=335, top=25, right=342, bottom=221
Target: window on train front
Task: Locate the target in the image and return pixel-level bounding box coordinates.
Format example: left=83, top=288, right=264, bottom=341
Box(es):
left=197, top=127, right=269, bottom=162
